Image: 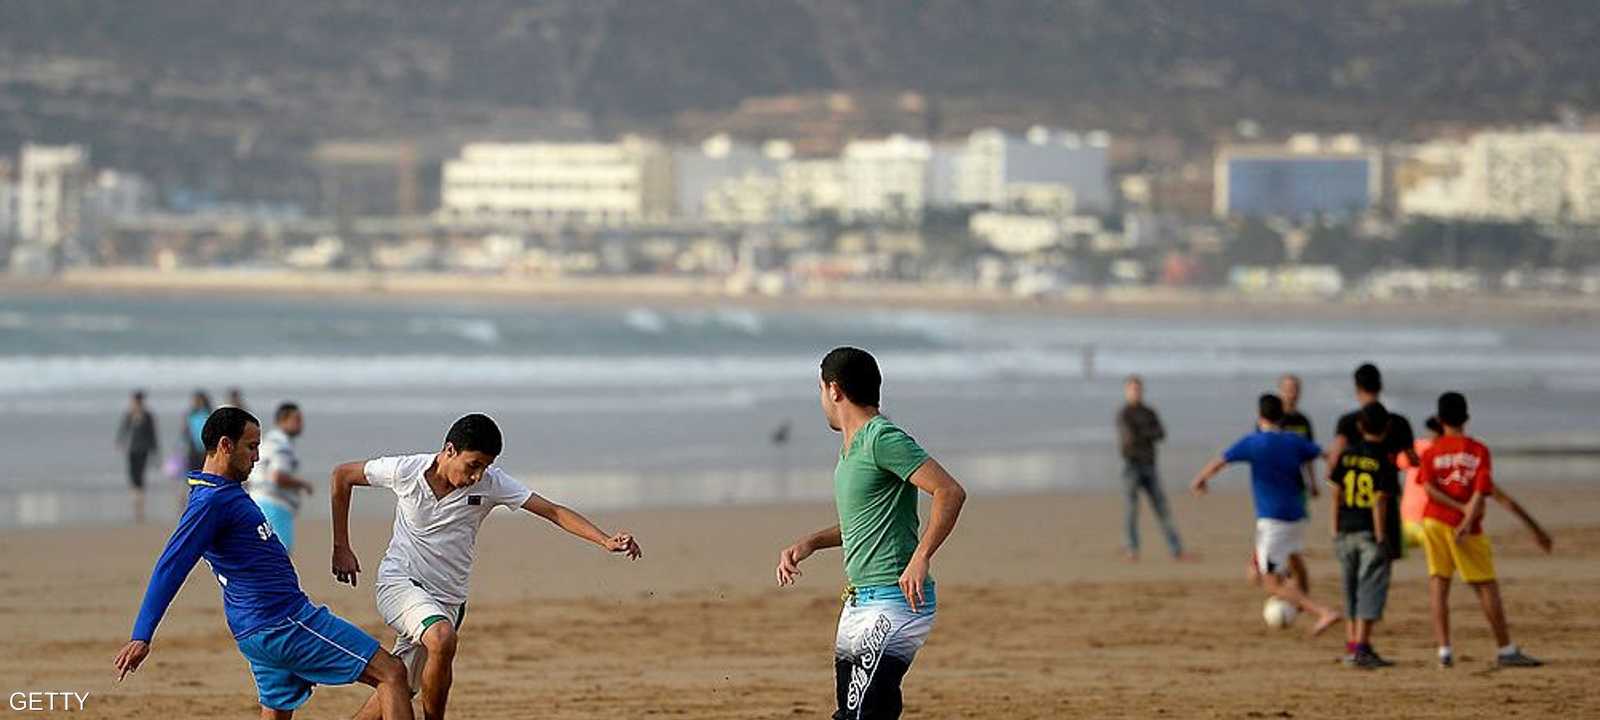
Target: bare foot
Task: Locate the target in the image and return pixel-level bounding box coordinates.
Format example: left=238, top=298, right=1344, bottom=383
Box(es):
left=1308, top=611, right=1341, bottom=638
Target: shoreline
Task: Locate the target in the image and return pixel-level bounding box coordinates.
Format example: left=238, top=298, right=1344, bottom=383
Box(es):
left=6, top=267, right=1600, bottom=323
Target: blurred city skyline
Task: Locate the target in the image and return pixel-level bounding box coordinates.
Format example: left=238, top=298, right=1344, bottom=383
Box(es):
left=2, top=1, right=1599, bottom=301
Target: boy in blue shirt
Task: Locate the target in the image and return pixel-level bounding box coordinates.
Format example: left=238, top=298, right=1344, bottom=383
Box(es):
left=1192, top=394, right=1342, bottom=636
left=113, top=407, right=415, bottom=719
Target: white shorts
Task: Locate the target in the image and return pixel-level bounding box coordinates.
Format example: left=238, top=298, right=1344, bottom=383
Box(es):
left=1254, top=518, right=1307, bottom=576
left=375, top=581, right=466, bottom=691
left=833, top=584, right=937, bottom=717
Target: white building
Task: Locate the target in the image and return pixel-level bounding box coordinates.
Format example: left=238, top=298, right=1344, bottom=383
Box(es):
left=672, top=135, right=783, bottom=224
left=842, top=134, right=932, bottom=222
left=0, top=159, right=17, bottom=244
left=87, top=169, right=155, bottom=220
left=778, top=157, right=846, bottom=221
left=18, top=144, right=89, bottom=250
left=956, top=127, right=1111, bottom=213
left=1399, top=128, right=1600, bottom=223
left=439, top=137, right=671, bottom=227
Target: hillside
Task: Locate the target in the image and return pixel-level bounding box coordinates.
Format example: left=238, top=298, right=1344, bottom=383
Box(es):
left=1, top=0, right=1594, bottom=204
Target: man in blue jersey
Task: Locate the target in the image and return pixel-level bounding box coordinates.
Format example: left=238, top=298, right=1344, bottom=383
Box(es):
left=113, top=407, right=414, bottom=719
left=1192, top=393, right=1342, bottom=636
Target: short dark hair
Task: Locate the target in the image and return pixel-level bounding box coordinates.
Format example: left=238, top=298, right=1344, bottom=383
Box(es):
left=202, top=406, right=259, bottom=451
left=446, top=413, right=503, bottom=457
left=1437, top=391, right=1469, bottom=427
left=820, top=347, right=881, bottom=407
left=1258, top=393, right=1285, bottom=424
left=1425, top=415, right=1443, bottom=435
left=275, top=402, right=300, bottom=423
left=1354, top=363, right=1383, bottom=394
left=1357, top=401, right=1390, bottom=437
left=132, top=389, right=146, bottom=402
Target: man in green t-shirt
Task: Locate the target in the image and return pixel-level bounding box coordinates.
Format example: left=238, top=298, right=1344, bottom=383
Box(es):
left=776, top=347, right=968, bottom=720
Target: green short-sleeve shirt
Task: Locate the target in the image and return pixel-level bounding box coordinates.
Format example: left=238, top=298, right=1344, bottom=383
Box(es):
left=835, top=415, right=931, bottom=588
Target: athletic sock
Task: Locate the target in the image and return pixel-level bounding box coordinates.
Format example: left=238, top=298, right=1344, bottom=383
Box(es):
left=1438, top=646, right=1453, bottom=661
left=1498, top=644, right=1519, bottom=657
left=1345, top=642, right=1358, bottom=654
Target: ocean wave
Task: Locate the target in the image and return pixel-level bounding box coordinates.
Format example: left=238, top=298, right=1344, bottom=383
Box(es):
left=0, top=347, right=1596, bottom=395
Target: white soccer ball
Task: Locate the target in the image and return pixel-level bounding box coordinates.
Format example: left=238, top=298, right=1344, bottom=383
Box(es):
left=1262, top=597, right=1298, bottom=629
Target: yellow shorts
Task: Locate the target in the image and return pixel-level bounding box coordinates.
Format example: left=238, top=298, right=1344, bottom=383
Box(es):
left=1419, top=518, right=1496, bottom=583
left=1402, top=521, right=1426, bottom=548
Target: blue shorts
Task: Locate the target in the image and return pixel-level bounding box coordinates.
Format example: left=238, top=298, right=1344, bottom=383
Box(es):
left=236, top=603, right=381, bottom=710
left=253, top=496, right=296, bottom=553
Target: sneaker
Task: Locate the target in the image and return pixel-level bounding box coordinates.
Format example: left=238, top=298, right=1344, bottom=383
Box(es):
left=1495, top=650, right=1544, bottom=668
left=1439, top=653, right=1454, bottom=669
left=1354, top=649, right=1395, bottom=669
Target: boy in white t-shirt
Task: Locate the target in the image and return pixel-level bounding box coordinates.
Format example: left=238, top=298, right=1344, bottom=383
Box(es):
left=330, top=413, right=641, bottom=719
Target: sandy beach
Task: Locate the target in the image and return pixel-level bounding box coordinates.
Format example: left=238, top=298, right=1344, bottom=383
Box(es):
left=3, top=483, right=1597, bottom=719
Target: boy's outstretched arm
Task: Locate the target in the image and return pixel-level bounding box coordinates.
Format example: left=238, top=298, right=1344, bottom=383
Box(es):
left=521, top=493, right=642, bottom=559
left=1493, top=487, right=1553, bottom=553
left=1191, top=457, right=1229, bottom=495
left=330, top=461, right=370, bottom=586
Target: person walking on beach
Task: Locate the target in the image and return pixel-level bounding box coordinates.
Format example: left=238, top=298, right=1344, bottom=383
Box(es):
left=1262, top=373, right=1318, bottom=592
left=1417, top=392, right=1552, bottom=669
left=776, top=347, right=967, bottom=720
left=246, top=402, right=316, bottom=553
left=1116, top=375, right=1186, bottom=561
left=1328, top=401, right=1401, bottom=668
left=1326, top=364, right=1418, bottom=470
left=115, top=407, right=416, bottom=719
left=116, top=390, right=159, bottom=524
left=1193, top=393, right=1342, bottom=636
left=330, top=413, right=641, bottom=720
left=184, top=390, right=213, bottom=472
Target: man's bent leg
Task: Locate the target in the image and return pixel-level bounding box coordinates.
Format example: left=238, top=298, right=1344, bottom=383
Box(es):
left=1289, top=553, right=1311, bottom=595
left=418, top=620, right=459, bottom=720
left=357, top=650, right=414, bottom=720
left=1262, top=570, right=1339, bottom=636
left=351, top=692, right=382, bottom=720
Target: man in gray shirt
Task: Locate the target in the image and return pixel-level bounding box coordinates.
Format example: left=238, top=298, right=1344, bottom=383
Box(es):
left=246, top=402, right=315, bottom=552
left=1116, top=375, right=1186, bottom=561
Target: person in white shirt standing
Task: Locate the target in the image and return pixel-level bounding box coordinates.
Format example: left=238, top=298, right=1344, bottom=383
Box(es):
left=247, top=402, right=316, bottom=552
left=329, top=413, right=642, bottom=720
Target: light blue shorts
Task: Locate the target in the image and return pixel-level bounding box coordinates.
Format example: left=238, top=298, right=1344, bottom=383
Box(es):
left=236, top=603, right=381, bottom=710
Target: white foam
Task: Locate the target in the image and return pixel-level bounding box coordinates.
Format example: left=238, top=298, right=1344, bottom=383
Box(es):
left=1, top=345, right=1596, bottom=396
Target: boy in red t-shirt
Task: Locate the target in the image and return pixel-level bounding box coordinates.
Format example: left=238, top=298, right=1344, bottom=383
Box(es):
left=1417, top=392, right=1553, bottom=669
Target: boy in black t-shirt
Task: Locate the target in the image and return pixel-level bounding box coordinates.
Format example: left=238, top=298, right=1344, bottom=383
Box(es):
left=1328, top=401, right=1401, bottom=669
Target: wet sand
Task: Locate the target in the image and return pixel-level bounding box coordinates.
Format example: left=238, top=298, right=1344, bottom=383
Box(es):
left=2, top=484, right=1597, bottom=718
